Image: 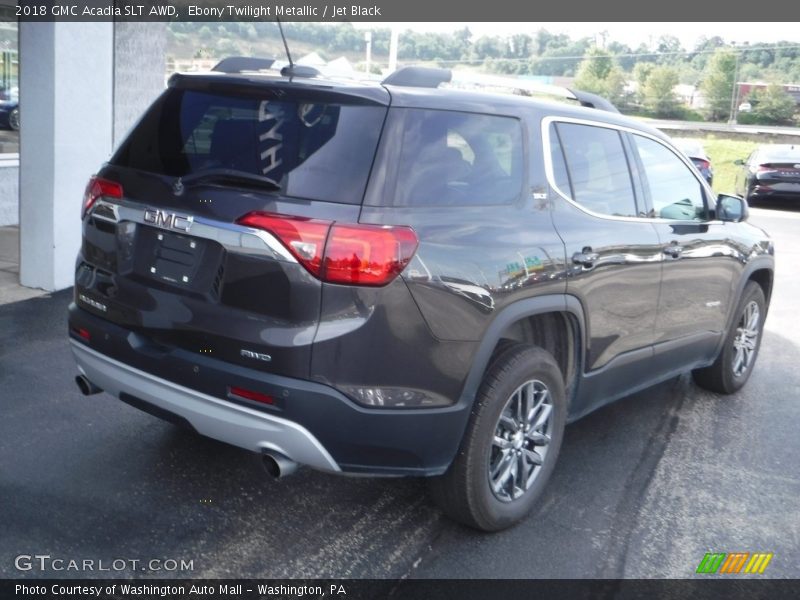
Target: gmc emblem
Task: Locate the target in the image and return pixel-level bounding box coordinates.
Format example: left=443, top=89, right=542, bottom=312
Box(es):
left=143, top=208, right=193, bottom=232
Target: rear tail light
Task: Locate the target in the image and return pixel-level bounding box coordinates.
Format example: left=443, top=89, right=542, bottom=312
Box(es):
left=82, top=176, right=122, bottom=219
left=236, top=212, right=418, bottom=287
left=695, top=159, right=710, bottom=170
left=757, top=164, right=774, bottom=172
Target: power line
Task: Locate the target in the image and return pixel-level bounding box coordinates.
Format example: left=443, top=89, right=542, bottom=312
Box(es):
left=397, top=43, right=800, bottom=65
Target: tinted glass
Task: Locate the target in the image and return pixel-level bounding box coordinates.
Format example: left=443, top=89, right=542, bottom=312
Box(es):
left=548, top=124, right=572, bottom=195
left=390, top=109, right=523, bottom=207
left=554, top=123, right=638, bottom=217
left=758, top=146, right=800, bottom=163
left=634, top=135, right=707, bottom=221
left=111, top=89, right=387, bottom=204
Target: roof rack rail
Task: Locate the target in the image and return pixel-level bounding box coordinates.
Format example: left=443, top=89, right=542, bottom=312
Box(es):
left=212, top=57, right=276, bottom=73
left=567, top=89, right=619, bottom=113
left=382, top=66, right=452, bottom=88
left=381, top=66, right=619, bottom=113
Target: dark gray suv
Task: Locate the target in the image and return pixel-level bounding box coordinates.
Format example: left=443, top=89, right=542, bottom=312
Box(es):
left=69, top=63, right=774, bottom=531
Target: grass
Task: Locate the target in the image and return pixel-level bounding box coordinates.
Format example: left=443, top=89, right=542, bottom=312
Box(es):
left=669, top=134, right=759, bottom=194
left=700, top=137, right=760, bottom=195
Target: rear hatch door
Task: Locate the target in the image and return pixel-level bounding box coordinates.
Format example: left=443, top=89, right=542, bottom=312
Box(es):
left=78, top=75, right=389, bottom=379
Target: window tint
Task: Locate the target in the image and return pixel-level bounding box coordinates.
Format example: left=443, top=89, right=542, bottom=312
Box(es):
left=554, top=123, right=638, bottom=217
left=634, top=135, right=707, bottom=221
left=111, top=89, right=387, bottom=204
left=390, top=109, right=523, bottom=207
left=548, top=124, right=572, bottom=194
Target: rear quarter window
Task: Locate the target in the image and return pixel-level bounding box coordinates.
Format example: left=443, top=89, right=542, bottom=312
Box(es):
left=374, top=108, right=524, bottom=207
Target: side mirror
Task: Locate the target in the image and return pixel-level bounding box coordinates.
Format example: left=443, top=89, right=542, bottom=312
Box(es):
left=733, top=159, right=745, bottom=166
left=716, top=194, right=748, bottom=222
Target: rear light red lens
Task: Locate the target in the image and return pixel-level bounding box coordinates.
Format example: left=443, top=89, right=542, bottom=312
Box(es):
left=757, top=164, right=773, bottom=172
left=229, top=386, right=275, bottom=405
left=236, top=212, right=330, bottom=278
left=72, top=327, right=91, bottom=341
left=82, top=176, right=123, bottom=219
left=697, top=159, right=710, bottom=170
left=236, top=212, right=418, bottom=287
left=324, top=224, right=419, bottom=286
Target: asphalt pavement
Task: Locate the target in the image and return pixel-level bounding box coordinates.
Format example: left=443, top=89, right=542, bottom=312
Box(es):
left=1, top=204, right=798, bottom=579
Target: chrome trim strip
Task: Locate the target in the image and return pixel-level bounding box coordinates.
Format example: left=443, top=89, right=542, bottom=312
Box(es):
left=89, top=198, right=297, bottom=263
left=540, top=115, right=723, bottom=225
left=70, top=340, right=341, bottom=472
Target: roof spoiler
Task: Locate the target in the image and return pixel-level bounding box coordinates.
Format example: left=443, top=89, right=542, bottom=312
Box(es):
left=382, top=66, right=619, bottom=113
left=382, top=66, right=452, bottom=88
left=212, top=57, right=276, bottom=73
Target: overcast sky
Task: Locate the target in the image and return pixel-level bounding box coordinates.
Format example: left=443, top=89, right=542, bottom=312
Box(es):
left=353, top=22, right=800, bottom=49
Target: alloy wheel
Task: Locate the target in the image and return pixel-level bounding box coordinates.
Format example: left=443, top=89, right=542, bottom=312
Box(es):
left=732, top=300, right=760, bottom=377
left=489, top=379, right=553, bottom=502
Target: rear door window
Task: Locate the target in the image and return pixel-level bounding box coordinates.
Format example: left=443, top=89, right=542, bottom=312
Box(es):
left=551, top=122, right=639, bottom=218
left=381, top=109, right=524, bottom=207
left=111, top=89, right=387, bottom=204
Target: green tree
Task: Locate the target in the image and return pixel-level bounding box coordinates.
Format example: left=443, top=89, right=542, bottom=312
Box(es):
left=642, top=66, right=680, bottom=117
left=700, top=49, right=737, bottom=121
left=573, top=47, right=627, bottom=104
left=632, top=62, right=655, bottom=104
left=748, top=84, right=797, bottom=124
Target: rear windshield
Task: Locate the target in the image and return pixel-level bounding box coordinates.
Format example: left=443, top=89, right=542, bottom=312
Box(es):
left=758, top=147, right=800, bottom=163
left=111, top=88, right=387, bottom=204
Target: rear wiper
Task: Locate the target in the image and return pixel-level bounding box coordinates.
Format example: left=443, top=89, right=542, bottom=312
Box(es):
left=178, top=169, right=281, bottom=191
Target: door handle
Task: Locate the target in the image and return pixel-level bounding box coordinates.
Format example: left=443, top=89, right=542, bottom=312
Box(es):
left=663, top=243, right=683, bottom=259
left=572, top=248, right=600, bottom=269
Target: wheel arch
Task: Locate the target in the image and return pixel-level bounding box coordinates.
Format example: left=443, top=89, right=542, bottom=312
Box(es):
left=456, top=295, right=586, bottom=415
left=714, top=258, right=774, bottom=359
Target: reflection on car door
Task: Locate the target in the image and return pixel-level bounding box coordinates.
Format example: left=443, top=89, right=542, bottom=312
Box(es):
left=547, top=120, right=663, bottom=413
left=630, top=133, right=738, bottom=366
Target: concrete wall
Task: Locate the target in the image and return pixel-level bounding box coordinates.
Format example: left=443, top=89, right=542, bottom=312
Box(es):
left=0, top=163, right=18, bottom=226
left=113, top=23, right=167, bottom=148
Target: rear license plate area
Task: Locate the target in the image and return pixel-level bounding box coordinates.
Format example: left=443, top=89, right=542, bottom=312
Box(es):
left=135, top=227, right=214, bottom=291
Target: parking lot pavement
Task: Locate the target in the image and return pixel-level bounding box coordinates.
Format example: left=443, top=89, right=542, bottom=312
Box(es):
left=1, top=206, right=798, bottom=579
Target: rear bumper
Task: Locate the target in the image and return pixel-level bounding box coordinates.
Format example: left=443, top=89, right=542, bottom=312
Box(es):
left=71, top=340, right=341, bottom=473
left=68, top=304, right=470, bottom=476
left=750, top=182, right=800, bottom=198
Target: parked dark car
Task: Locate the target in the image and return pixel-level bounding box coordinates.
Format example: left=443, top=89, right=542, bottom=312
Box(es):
left=674, top=138, right=714, bottom=185
left=69, top=62, right=774, bottom=531
left=0, top=86, right=19, bottom=131
left=735, top=144, right=800, bottom=204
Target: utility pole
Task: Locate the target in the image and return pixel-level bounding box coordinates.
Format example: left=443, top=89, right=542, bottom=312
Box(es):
left=728, top=51, right=741, bottom=124
left=389, top=26, right=399, bottom=73
left=364, top=31, right=372, bottom=75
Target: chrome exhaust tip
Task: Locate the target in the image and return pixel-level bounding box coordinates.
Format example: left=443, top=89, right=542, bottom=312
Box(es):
left=75, top=374, right=103, bottom=396
left=261, top=450, right=298, bottom=479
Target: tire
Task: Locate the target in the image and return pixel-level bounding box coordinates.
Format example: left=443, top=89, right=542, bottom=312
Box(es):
left=693, top=281, right=766, bottom=394
left=430, top=344, right=566, bottom=531
left=8, top=107, right=19, bottom=131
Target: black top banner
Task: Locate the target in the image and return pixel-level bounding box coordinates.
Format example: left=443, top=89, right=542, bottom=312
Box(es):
left=10, top=0, right=800, bottom=22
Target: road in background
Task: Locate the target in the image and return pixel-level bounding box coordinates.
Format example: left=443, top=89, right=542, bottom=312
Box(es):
left=1, top=204, right=797, bottom=579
